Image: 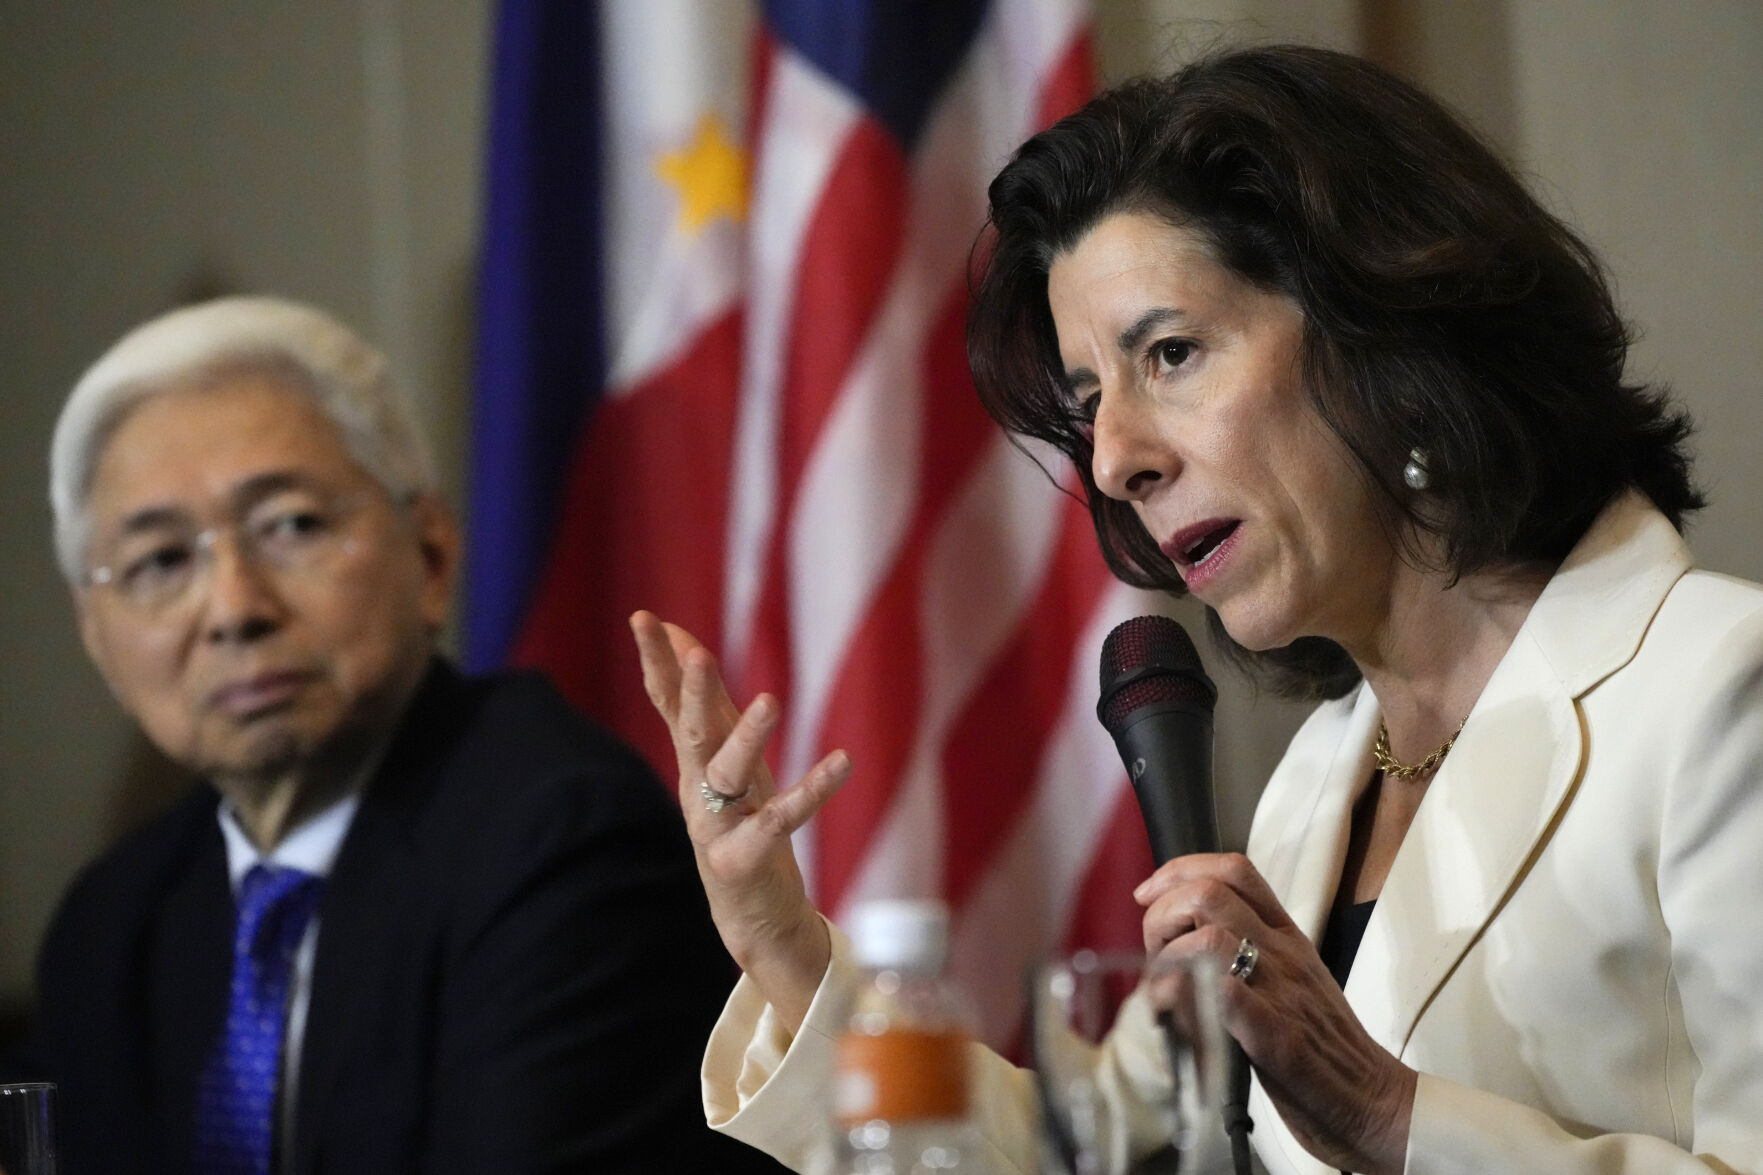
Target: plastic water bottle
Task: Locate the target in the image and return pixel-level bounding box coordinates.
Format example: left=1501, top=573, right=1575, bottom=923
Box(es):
left=834, top=900, right=975, bottom=1173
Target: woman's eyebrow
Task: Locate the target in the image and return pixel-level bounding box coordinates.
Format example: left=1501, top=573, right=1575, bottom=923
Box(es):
left=1117, top=306, right=1187, bottom=354
left=1062, top=307, right=1192, bottom=391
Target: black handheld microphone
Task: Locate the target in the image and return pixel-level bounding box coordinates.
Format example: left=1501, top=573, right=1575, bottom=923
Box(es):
left=1096, top=615, right=1220, bottom=862
left=1097, top=614, right=1252, bottom=1175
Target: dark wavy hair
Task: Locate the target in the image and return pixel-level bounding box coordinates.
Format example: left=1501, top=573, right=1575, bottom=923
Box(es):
left=967, top=44, right=1702, bottom=700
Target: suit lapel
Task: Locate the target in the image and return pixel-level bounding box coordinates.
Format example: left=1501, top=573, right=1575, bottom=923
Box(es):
left=287, top=661, right=469, bottom=1174
left=1246, top=689, right=1379, bottom=1175
left=288, top=790, right=424, bottom=1172
left=147, top=813, right=233, bottom=1169
left=1247, top=493, right=1691, bottom=1175
left=1346, top=492, right=1690, bottom=1056
left=1281, top=688, right=1380, bottom=945
left=1344, top=629, right=1581, bottom=1054
left=1255, top=663, right=1583, bottom=1175
left=1254, top=660, right=1579, bottom=1175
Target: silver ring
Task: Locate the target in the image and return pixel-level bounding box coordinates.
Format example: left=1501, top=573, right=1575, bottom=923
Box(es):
left=699, top=779, right=747, bottom=814
left=1228, top=937, right=1259, bottom=982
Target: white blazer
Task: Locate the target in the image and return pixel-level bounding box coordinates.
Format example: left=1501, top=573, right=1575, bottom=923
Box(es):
left=703, top=491, right=1763, bottom=1174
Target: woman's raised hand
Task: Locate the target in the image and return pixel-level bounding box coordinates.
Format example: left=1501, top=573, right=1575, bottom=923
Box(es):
left=1135, top=854, right=1417, bottom=1175
left=630, top=610, right=852, bottom=1030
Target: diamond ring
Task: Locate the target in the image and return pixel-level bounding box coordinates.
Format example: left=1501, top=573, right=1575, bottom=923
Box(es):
left=1228, top=937, right=1260, bottom=982
left=699, top=779, right=748, bottom=814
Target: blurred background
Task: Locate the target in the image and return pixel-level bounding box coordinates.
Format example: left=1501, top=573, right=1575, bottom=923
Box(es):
left=1, top=0, right=1758, bottom=1039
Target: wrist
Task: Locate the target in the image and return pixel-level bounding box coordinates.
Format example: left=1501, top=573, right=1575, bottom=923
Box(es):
left=1360, top=1063, right=1416, bottom=1175
left=734, top=908, right=831, bottom=1032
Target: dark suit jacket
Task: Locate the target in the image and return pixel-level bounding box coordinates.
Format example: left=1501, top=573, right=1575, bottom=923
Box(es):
left=31, top=660, right=788, bottom=1174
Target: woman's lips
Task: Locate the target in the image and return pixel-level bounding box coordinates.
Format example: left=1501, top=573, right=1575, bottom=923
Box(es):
left=1162, top=519, right=1242, bottom=592
left=209, top=670, right=313, bottom=718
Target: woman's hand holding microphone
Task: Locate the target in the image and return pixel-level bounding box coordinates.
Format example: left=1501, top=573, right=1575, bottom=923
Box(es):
left=1135, top=853, right=1418, bottom=1175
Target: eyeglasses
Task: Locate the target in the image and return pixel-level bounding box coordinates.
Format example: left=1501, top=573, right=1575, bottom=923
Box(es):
left=83, top=490, right=372, bottom=619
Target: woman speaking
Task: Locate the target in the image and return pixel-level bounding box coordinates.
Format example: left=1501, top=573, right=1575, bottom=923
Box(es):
left=631, top=44, right=1763, bottom=1175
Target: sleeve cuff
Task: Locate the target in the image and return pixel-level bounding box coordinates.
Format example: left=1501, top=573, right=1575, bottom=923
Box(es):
left=701, top=918, right=857, bottom=1171
left=1405, top=1070, right=1724, bottom=1175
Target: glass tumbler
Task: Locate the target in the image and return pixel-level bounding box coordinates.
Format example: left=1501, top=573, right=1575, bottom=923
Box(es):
left=0, top=1083, right=56, bottom=1175
left=1029, top=952, right=1226, bottom=1174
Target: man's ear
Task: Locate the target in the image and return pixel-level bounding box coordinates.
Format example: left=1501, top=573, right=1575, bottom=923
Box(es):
left=407, top=492, right=462, bottom=634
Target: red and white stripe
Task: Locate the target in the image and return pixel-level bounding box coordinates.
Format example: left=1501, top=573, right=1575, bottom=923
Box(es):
left=581, top=0, right=1165, bottom=1046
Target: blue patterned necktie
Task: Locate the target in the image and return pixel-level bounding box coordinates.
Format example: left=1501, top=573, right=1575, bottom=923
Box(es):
left=192, top=864, right=325, bottom=1175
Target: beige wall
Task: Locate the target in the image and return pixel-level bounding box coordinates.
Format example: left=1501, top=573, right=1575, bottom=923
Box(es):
left=1, top=1, right=1757, bottom=1005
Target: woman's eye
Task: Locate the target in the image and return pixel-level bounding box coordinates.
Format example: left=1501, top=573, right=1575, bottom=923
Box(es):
left=1152, top=339, right=1195, bottom=373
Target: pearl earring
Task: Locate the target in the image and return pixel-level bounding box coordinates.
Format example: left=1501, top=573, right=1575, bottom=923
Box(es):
left=1402, top=448, right=1431, bottom=491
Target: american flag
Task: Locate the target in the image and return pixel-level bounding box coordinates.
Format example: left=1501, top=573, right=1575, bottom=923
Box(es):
left=466, top=0, right=1167, bottom=1050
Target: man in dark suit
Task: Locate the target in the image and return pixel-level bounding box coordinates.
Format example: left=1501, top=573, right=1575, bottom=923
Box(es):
left=30, top=296, right=785, bottom=1173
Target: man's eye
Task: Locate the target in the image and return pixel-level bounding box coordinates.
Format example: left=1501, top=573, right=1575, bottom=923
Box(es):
left=257, top=509, right=330, bottom=547
left=121, top=544, right=193, bottom=587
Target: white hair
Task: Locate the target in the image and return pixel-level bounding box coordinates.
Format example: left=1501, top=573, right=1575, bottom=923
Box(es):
left=49, top=295, right=438, bottom=581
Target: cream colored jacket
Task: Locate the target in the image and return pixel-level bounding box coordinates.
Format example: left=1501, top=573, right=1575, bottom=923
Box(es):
left=702, top=491, right=1763, bottom=1174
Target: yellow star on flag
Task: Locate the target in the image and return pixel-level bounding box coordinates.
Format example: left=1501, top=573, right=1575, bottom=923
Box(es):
left=654, top=113, right=749, bottom=235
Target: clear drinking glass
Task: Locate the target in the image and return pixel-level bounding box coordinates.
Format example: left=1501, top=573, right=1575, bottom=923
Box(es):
left=0, top=1083, right=56, bottom=1175
left=1029, top=952, right=1226, bottom=1175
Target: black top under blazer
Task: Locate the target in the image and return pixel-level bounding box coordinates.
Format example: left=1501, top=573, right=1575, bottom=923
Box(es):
left=30, top=659, right=788, bottom=1174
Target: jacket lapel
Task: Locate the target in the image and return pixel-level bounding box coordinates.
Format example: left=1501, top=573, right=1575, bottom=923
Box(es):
left=1248, top=492, right=1691, bottom=1175
left=1280, top=687, right=1380, bottom=945
left=288, top=788, right=424, bottom=1171
left=1255, top=655, right=1584, bottom=1175
left=1344, top=628, right=1580, bottom=1053
left=287, top=660, right=469, bottom=1173
left=1347, top=492, right=1690, bottom=1056
left=1246, top=690, right=1379, bottom=1175
left=148, top=823, right=234, bottom=1167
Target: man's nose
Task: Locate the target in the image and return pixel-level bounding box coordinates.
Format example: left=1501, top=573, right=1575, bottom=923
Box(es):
left=198, top=534, right=287, bottom=643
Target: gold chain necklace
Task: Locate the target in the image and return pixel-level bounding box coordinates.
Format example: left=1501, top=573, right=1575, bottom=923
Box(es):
left=1373, top=718, right=1466, bottom=781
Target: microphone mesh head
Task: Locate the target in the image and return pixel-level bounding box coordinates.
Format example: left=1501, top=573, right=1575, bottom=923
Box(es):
left=1097, top=614, right=1217, bottom=734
